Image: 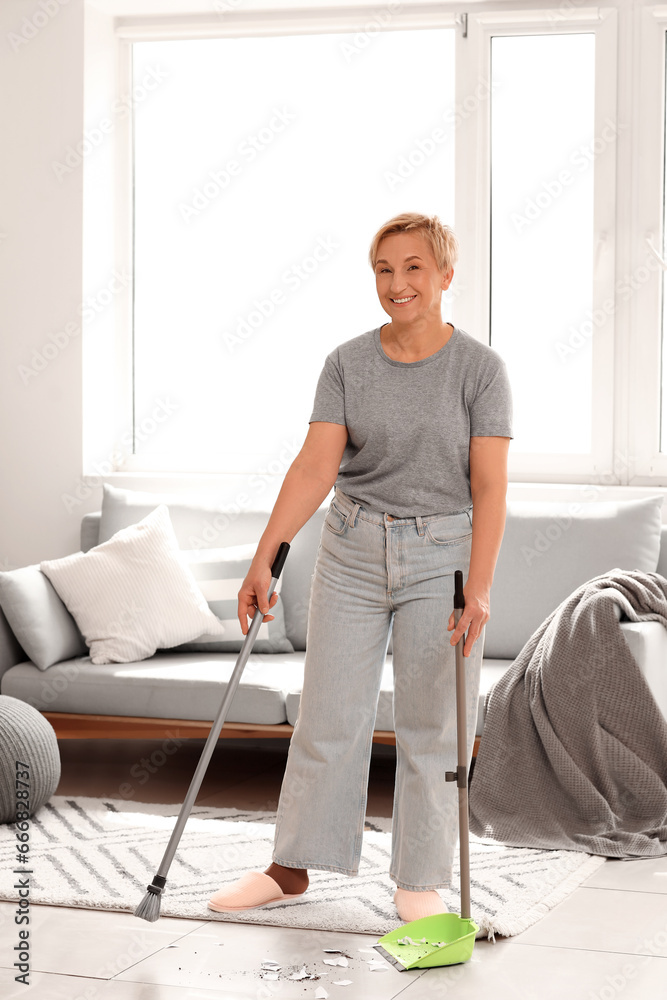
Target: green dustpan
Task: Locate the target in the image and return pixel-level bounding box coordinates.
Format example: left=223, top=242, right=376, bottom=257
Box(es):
left=375, top=570, right=478, bottom=972
left=374, top=912, right=478, bottom=970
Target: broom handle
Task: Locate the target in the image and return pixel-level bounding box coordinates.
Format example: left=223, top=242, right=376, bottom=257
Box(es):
left=153, top=541, right=290, bottom=879
left=453, top=569, right=471, bottom=921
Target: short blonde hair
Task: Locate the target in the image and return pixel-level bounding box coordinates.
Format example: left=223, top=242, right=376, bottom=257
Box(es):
left=368, top=212, right=459, bottom=275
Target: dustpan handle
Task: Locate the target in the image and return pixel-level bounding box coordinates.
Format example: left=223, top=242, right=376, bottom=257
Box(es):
left=453, top=569, right=471, bottom=921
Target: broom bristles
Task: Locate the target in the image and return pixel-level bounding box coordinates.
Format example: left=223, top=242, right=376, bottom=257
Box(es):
left=134, top=876, right=166, bottom=922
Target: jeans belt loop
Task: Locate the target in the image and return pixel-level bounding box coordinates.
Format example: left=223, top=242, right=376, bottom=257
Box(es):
left=348, top=501, right=361, bottom=529
left=415, top=514, right=425, bottom=536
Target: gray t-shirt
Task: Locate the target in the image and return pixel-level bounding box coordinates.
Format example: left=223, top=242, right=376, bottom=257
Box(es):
left=308, top=324, right=513, bottom=517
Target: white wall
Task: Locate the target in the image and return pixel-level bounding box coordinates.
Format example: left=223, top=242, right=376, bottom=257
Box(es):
left=0, top=0, right=293, bottom=568
left=0, top=0, right=85, bottom=567
left=0, top=0, right=665, bottom=572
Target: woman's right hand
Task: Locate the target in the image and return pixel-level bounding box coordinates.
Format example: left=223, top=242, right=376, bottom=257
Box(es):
left=238, top=561, right=280, bottom=636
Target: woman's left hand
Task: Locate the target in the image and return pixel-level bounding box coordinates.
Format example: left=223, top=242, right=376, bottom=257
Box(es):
left=447, top=583, right=490, bottom=657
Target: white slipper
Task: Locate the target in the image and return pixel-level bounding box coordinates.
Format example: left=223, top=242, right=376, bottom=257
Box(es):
left=208, top=871, right=307, bottom=912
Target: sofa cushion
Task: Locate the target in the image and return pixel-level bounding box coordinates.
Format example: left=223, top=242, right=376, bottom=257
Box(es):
left=0, top=564, right=88, bottom=670
left=657, top=523, right=667, bottom=581
left=40, top=506, right=225, bottom=665
left=174, top=546, right=294, bottom=654
left=0, top=652, right=308, bottom=725
left=484, top=495, right=664, bottom=660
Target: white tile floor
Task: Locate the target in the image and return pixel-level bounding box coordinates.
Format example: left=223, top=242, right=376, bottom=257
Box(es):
left=1, top=741, right=665, bottom=999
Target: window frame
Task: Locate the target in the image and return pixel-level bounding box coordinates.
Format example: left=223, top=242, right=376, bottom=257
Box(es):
left=627, top=5, right=667, bottom=483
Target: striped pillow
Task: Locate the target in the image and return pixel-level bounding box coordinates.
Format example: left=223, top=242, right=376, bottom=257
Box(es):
left=40, top=505, right=226, bottom=665
left=173, top=544, right=294, bottom=654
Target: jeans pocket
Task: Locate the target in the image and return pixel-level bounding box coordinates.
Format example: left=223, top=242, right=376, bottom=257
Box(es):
left=324, top=500, right=349, bottom=535
left=424, top=513, right=472, bottom=546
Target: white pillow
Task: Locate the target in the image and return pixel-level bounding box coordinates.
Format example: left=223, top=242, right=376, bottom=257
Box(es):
left=39, top=505, right=225, bottom=665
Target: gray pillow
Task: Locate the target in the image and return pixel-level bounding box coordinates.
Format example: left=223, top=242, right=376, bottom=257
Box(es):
left=484, top=495, right=665, bottom=660
left=100, top=485, right=295, bottom=652
left=172, top=546, right=294, bottom=654
left=99, top=483, right=270, bottom=550
left=0, top=565, right=87, bottom=670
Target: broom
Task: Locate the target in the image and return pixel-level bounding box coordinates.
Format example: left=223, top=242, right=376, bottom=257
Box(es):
left=134, top=540, right=290, bottom=922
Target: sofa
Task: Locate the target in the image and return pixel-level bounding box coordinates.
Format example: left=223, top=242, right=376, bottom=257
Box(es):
left=1, top=485, right=666, bottom=755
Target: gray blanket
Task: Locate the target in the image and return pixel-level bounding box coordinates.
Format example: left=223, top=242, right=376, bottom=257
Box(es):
left=469, top=569, right=667, bottom=857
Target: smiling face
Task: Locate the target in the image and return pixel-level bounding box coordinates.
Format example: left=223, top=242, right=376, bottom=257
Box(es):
left=374, top=232, right=453, bottom=324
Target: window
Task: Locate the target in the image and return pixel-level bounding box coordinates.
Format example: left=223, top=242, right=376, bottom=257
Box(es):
left=453, top=8, right=617, bottom=481
left=489, top=32, right=595, bottom=455
left=130, top=27, right=455, bottom=472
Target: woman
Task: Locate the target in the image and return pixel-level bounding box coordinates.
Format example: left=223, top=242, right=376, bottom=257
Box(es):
left=208, top=212, right=513, bottom=922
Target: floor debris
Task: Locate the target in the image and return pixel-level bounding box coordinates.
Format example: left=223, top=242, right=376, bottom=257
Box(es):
left=250, top=942, right=366, bottom=990
left=288, top=967, right=310, bottom=980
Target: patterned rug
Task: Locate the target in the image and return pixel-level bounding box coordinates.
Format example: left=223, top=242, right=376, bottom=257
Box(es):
left=0, top=796, right=606, bottom=939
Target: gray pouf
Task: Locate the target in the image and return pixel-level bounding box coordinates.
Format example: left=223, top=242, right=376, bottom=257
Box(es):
left=0, top=695, right=61, bottom=824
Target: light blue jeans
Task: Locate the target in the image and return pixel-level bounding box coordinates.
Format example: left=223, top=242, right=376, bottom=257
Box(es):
left=272, top=487, right=484, bottom=891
